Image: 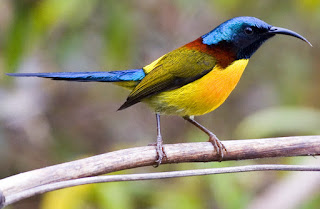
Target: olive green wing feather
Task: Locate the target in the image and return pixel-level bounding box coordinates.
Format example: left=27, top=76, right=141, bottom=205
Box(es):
left=118, top=48, right=216, bottom=110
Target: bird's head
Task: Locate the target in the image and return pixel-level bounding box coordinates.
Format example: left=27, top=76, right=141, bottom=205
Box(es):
left=202, top=16, right=311, bottom=59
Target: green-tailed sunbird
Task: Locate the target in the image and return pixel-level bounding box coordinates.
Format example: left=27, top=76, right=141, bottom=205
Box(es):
left=8, top=17, right=312, bottom=166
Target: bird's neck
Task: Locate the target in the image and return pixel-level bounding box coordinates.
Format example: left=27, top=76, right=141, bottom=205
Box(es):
left=185, top=37, right=238, bottom=68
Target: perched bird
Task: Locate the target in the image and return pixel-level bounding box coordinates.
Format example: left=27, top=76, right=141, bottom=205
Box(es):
left=8, top=16, right=311, bottom=166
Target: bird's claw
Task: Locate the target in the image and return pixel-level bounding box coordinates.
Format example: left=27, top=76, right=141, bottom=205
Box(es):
left=209, top=134, right=227, bottom=161
left=152, top=136, right=167, bottom=167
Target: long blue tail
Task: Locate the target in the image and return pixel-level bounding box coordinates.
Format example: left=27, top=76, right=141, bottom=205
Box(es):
left=7, top=69, right=145, bottom=82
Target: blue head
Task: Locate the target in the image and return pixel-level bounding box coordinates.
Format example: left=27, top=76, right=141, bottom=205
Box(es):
left=202, top=16, right=311, bottom=59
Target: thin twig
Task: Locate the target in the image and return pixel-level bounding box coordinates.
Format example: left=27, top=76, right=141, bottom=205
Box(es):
left=4, top=164, right=320, bottom=207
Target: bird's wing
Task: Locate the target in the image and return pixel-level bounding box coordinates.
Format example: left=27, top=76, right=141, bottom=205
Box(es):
left=119, top=47, right=216, bottom=110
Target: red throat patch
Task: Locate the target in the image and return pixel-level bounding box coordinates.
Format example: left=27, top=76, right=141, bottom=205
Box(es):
left=185, top=37, right=237, bottom=68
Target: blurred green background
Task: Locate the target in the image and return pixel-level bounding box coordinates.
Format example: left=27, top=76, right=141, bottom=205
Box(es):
left=1, top=0, right=320, bottom=208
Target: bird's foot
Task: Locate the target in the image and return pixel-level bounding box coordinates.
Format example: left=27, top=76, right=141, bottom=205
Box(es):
left=148, top=137, right=167, bottom=167
left=208, top=134, right=227, bottom=161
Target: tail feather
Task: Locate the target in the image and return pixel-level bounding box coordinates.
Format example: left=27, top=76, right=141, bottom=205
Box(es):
left=7, top=69, right=145, bottom=82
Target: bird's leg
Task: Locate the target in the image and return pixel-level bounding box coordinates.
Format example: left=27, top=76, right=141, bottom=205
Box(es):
left=183, top=116, right=227, bottom=161
left=153, top=113, right=166, bottom=167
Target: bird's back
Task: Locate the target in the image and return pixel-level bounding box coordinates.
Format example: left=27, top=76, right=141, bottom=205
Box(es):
left=119, top=37, right=248, bottom=116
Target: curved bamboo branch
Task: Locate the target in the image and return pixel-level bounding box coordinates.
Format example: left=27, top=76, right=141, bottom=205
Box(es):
left=0, top=135, right=319, bottom=208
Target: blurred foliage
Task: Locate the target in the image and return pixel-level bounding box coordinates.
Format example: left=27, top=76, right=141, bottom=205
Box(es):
left=235, top=107, right=320, bottom=138
left=0, top=0, right=320, bottom=209
left=41, top=184, right=95, bottom=209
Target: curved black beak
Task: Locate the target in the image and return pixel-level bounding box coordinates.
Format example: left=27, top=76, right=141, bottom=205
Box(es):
left=268, top=26, right=312, bottom=47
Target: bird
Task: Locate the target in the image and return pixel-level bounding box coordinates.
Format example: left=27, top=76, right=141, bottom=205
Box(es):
left=7, top=16, right=311, bottom=166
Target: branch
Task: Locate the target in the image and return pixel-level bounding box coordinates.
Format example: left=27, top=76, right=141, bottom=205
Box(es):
left=4, top=164, right=320, bottom=207
left=0, top=135, right=319, bottom=208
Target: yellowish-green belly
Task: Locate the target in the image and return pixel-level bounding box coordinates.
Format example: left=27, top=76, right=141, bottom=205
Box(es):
left=144, top=59, right=249, bottom=116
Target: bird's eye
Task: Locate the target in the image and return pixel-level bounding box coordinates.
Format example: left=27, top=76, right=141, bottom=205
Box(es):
left=244, top=27, right=254, bottom=35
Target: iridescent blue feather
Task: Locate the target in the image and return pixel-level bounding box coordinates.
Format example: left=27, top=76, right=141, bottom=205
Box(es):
left=7, top=69, right=145, bottom=82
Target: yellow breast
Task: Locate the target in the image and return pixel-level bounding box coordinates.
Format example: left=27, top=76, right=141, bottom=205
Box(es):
left=145, top=59, right=249, bottom=116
